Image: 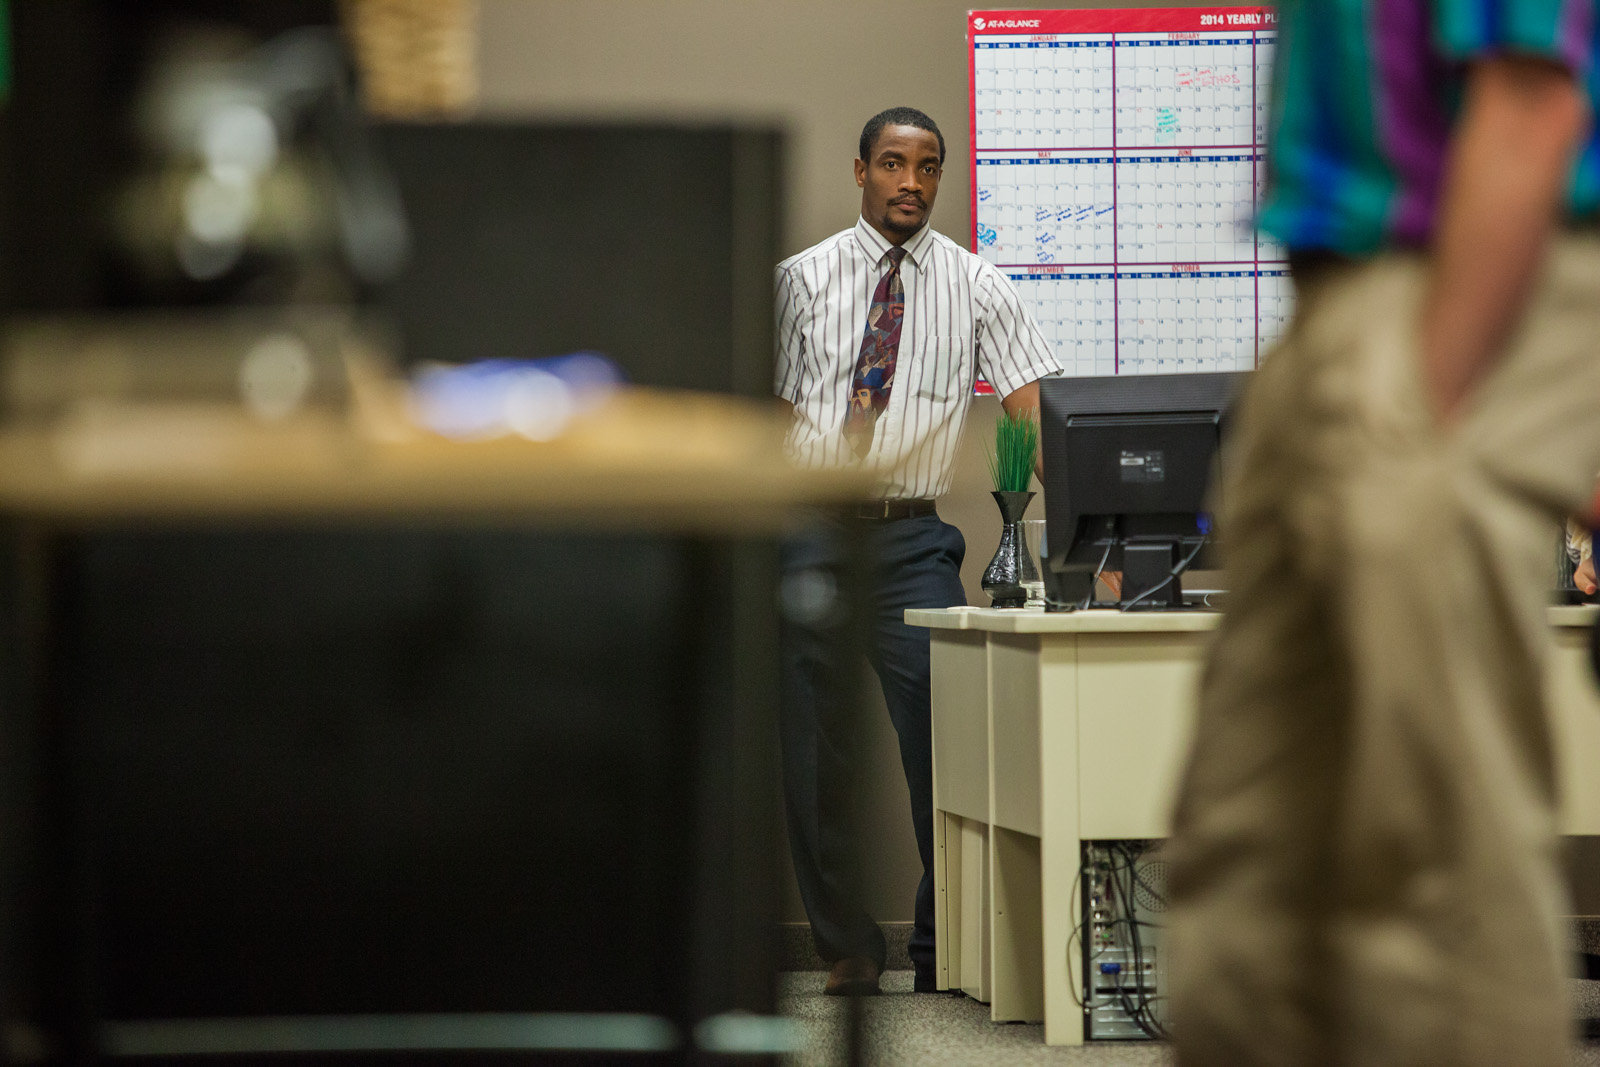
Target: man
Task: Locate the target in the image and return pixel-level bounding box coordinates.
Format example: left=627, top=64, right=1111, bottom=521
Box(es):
left=1166, top=4, right=1600, bottom=1064
left=774, top=106, right=1061, bottom=996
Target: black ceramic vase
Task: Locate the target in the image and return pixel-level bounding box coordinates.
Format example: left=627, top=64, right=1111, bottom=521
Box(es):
left=981, top=489, right=1037, bottom=608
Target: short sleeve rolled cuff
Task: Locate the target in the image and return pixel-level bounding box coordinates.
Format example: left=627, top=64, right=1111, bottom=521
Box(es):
left=1434, top=0, right=1597, bottom=75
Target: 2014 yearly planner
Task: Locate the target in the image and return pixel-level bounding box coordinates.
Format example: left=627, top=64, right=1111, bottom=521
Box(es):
left=968, top=7, right=1290, bottom=378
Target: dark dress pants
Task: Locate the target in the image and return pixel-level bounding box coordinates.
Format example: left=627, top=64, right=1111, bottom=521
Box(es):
left=779, top=511, right=966, bottom=976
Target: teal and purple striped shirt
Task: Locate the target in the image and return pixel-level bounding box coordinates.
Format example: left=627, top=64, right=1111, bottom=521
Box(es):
left=1259, top=0, right=1600, bottom=255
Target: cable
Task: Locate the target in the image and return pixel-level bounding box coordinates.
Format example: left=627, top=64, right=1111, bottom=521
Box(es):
left=1119, top=537, right=1208, bottom=613
left=1081, top=841, right=1172, bottom=1040
left=1081, top=862, right=1144, bottom=1010
left=1101, top=850, right=1154, bottom=1037
left=1099, top=849, right=1134, bottom=1020
left=1079, top=540, right=1114, bottom=611
left=1094, top=843, right=1165, bottom=1040
left=1116, top=842, right=1169, bottom=1039
left=1119, top=844, right=1161, bottom=1037
left=1109, top=848, right=1149, bottom=1032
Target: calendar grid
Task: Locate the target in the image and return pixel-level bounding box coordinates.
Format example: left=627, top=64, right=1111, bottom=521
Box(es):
left=1252, top=29, right=1260, bottom=365
left=1111, top=27, right=1120, bottom=372
left=969, top=7, right=1289, bottom=378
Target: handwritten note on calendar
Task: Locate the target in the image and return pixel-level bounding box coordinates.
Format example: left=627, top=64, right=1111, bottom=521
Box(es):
left=968, top=7, right=1290, bottom=378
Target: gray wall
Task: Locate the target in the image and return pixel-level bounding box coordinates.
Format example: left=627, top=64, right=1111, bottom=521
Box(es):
left=475, top=0, right=1227, bottom=927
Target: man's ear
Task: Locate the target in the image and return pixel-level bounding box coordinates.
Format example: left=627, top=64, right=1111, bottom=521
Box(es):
left=854, top=158, right=866, bottom=188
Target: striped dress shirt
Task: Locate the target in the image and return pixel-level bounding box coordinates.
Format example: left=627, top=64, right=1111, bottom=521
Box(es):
left=775, top=218, right=1062, bottom=500
left=1260, top=0, right=1600, bottom=255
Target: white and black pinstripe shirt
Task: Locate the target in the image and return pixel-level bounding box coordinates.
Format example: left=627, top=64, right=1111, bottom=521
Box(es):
left=775, top=217, right=1062, bottom=500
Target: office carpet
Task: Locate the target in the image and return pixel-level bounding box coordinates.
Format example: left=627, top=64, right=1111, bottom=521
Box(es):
left=779, top=972, right=1600, bottom=1065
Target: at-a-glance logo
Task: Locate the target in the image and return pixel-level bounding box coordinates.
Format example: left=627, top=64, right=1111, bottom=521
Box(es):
left=974, top=16, right=1042, bottom=30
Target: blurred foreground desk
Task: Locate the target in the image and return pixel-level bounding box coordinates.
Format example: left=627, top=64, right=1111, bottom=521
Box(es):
left=911, top=604, right=1600, bottom=1046
left=0, top=390, right=864, bottom=1065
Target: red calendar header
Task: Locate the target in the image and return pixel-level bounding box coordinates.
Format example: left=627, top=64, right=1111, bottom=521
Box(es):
left=969, top=7, right=1276, bottom=36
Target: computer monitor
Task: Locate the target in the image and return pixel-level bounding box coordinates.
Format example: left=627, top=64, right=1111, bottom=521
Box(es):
left=369, top=121, right=781, bottom=396
left=1040, top=371, right=1248, bottom=611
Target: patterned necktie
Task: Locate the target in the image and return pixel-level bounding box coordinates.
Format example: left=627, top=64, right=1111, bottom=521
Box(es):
left=844, top=245, right=907, bottom=458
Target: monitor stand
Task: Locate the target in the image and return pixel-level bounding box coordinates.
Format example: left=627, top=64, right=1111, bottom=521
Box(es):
left=1043, top=558, right=1098, bottom=611
left=1121, top=542, right=1183, bottom=610
left=1042, top=524, right=1197, bottom=612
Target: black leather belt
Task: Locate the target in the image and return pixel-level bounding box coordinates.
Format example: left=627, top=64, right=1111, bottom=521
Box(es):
left=850, top=498, right=937, bottom=521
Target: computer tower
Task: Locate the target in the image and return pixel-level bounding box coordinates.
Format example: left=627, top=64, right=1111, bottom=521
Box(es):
left=1082, top=840, right=1169, bottom=1040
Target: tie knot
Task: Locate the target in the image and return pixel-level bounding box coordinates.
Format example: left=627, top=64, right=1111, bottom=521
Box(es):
left=885, top=246, right=907, bottom=267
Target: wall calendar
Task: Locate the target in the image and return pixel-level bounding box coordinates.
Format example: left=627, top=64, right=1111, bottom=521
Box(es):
left=969, top=7, right=1288, bottom=378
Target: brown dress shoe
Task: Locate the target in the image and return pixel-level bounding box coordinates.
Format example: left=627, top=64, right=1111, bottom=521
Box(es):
left=823, top=956, right=881, bottom=996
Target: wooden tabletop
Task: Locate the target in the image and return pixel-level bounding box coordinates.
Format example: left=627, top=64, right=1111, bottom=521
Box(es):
left=0, top=387, right=871, bottom=532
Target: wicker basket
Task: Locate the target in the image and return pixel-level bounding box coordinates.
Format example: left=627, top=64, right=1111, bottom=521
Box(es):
left=340, top=0, right=479, bottom=118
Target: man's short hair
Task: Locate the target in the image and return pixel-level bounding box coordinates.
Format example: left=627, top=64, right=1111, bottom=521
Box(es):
left=859, top=107, right=946, bottom=165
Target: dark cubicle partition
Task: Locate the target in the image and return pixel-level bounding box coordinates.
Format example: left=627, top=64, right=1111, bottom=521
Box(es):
left=371, top=121, right=781, bottom=398
left=12, top=525, right=784, bottom=1064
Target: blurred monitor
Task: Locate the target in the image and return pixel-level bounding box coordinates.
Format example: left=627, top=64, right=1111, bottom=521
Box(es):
left=369, top=121, right=781, bottom=396
left=1040, top=371, right=1247, bottom=611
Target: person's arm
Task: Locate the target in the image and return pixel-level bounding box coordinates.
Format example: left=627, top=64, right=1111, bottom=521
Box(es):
left=773, top=265, right=809, bottom=411
left=1577, top=555, right=1597, bottom=595
left=1003, top=379, right=1123, bottom=597
left=1421, top=54, right=1589, bottom=422
left=978, top=260, right=1063, bottom=481
left=1000, top=379, right=1044, bottom=479
left=999, top=379, right=1041, bottom=421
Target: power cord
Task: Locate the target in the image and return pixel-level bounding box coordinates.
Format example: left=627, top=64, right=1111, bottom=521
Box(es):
left=1115, top=843, right=1169, bottom=1039
left=1079, top=541, right=1114, bottom=611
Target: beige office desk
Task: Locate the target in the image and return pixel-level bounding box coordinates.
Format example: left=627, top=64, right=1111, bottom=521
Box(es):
left=910, top=603, right=1600, bottom=1046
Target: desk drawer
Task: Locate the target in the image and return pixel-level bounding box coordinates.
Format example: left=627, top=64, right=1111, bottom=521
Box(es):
left=932, top=630, right=989, bottom=820
left=1075, top=633, right=1206, bottom=839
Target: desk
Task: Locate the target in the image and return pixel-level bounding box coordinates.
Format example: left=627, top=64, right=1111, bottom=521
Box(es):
left=911, top=604, right=1600, bottom=1046
left=0, top=388, right=867, bottom=1062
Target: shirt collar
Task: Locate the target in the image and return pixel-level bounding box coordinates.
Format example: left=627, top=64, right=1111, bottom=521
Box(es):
left=853, top=216, right=933, bottom=269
